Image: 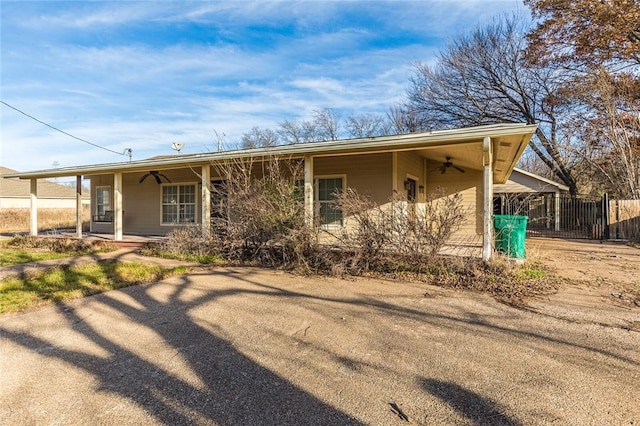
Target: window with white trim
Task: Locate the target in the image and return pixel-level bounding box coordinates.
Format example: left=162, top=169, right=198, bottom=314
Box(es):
left=162, top=184, right=196, bottom=225
left=95, top=186, right=112, bottom=222
left=316, top=176, right=344, bottom=226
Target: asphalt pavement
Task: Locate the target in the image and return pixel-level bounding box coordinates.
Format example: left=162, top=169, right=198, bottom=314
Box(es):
left=1, top=265, right=638, bottom=425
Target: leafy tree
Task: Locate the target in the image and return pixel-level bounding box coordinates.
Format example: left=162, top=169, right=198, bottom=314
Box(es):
left=525, top=0, right=640, bottom=198
left=525, top=0, right=640, bottom=67
left=561, top=69, right=640, bottom=198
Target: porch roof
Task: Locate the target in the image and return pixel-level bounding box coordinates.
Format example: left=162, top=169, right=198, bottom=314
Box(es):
left=3, top=123, right=537, bottom=184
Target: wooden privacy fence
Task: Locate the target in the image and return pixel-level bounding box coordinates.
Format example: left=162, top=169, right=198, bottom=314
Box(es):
left=609, top=199, right=640, bottom=241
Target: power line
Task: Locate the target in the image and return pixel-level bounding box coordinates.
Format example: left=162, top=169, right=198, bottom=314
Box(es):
left=1, top=100, right=126, bottom=156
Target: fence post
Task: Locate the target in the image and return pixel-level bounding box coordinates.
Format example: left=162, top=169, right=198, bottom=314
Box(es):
left=602, top=193, right=610, bottom=240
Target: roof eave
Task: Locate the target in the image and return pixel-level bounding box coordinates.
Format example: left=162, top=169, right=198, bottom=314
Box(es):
left=3, top=123, right=538, bottom=180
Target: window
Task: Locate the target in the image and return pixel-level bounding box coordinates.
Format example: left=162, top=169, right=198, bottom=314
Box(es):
left=95, top=186, right=112, bottom=222
left=162, top=184, right=196, bottom=225
left=316, top=176, right=344, bottom=226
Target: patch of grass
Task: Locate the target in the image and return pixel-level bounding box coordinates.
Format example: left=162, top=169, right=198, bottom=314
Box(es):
left=0, top=247, right=76, bottom=267
left=0, top=261, right=189, bottom=314
left=140, top=244, right=222, bottom=265
left=0, top=236, right=116, bottom=267
left=513, top=261, right=547, bottom=280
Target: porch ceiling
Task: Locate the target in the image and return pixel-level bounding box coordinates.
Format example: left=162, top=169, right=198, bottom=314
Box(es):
left=416, top=131, right=529, bottom=183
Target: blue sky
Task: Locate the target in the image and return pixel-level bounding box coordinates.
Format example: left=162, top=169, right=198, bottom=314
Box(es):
left=1, top=1, right=526, bottom=175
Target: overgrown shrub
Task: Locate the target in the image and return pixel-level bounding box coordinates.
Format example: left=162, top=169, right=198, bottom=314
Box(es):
left=425, top=256, right=560, bottom=304
left=149, top=157, right=557, bottom=301
left=159, top=226, right=219, bottom=258
left=332, top=187, right=468, bottom=273
left=7, top=235, right=94, bottom=253
left=213, top=157, right=313, bottom=268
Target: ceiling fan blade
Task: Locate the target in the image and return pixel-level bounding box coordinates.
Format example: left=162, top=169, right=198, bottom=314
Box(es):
left=153, top=174, right=162, bottom=184
left=454, top=165, right=465, bottom=173
left=158, top=173, right=171, bottom=183
left=440, top=166, right=446, bottom=174
left=139, top=174, right=149, bottom=183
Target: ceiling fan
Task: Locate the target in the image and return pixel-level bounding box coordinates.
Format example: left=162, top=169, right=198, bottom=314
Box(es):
left=431, top=157, right=465, bottom=174
left=139, top=171, right=171, bottom=184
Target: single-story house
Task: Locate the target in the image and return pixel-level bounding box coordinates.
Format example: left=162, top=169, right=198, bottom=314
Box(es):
left=0, top=166, right=90, bottom=209
left=494, top=168, right=570, bottom=232
left=2, top=123, right=537, bottom=260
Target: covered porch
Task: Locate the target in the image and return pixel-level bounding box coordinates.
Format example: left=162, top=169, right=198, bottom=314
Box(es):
left=3, top=124, right=537, bottom=261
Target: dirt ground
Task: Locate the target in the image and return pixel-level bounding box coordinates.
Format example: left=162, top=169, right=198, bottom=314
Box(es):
left=1, top=240, right=639, bottom=425
left=525, top=238, right=640, bottom=330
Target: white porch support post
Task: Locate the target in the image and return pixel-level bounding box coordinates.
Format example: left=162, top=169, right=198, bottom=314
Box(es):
left=75, top=175, right=83, bottom=238
left=304, top=155, right=314, bottom=226
left=29, top=178, right=38, bottom=236
left=392, top=152, right=398, bottom=192
left=554, top=192, right=561, bottom=232
left=201, top=164, right=211, bottom=236
left=482, top=136, right=494, bottom=262
left=113, top=172, right=123, bottom=241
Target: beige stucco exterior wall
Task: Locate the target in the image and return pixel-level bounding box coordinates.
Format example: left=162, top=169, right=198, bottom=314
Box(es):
left=425, top=159, right=483, bottom=236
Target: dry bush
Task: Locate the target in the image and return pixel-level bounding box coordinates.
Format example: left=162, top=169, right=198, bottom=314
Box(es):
left=160, top=226, right=218, bottom=257
left=211, top=156, right=322, bottom=271
left=7, top=235, right=94, bottom=253
left=332, top=188, right=391, bottom=273
left=332, top=187, right=468, bottom=273
left=390, top=189, right=467, bottom=260
left=425, top=256, right=560, bottom=305
left=0, top=207, right=90, bottom=233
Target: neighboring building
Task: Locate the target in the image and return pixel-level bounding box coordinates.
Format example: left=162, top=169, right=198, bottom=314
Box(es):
left=494, top=168, right=569, bottom=232
left=2, top=123, right=537, bottom=260
left=0, top=166, right=89, bottom=209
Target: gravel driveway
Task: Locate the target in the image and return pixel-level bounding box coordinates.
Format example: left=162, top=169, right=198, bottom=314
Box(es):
left=1, top=265, right=639, bottom=425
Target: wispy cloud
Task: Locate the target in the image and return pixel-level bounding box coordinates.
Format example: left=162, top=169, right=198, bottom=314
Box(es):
left=1, top=0, right=524, bottom=171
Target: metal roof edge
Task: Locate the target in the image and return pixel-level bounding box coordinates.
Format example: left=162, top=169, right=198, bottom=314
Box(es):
left=512, top=168, right=570, bottom=191
left=4, top=123, right=538, bottom=179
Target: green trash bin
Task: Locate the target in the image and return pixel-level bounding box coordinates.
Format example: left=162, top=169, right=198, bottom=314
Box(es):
left=494, top=215, right=528, bottom=259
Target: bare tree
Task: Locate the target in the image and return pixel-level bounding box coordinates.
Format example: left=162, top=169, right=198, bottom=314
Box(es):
left=312, top=108, right=342, bottom=141
left=346, top=113, right=390, bottom=138
left=240, top=126, right=280, bottom=149
left=565, top=69, right=640, bottom=199
left=406, top=15, right=580, bottom=195
left=386, top=103, right=422, bottom=134
left=278, top=108, right=344, bottom=143
left=278, top=120, right=309, bottom=144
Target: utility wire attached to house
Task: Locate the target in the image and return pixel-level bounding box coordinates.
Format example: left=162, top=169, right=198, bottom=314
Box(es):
left=0, top=100, right=130, bottom=157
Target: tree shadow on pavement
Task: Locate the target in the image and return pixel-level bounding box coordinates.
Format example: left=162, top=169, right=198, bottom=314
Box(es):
left=0, top=268, right=363, bottom=425
left=1, top=264, right=638, bottom=424
left=421, top=378, right=521, bottom=426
